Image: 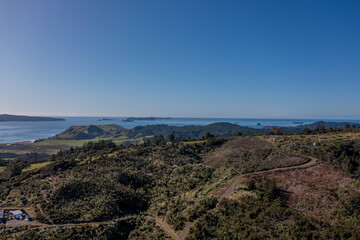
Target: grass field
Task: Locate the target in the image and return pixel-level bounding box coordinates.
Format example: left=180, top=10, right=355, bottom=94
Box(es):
left=0, top=136, right=154, bottom=160
left=32, top=136, right=153, bottom=147
left=182, top=140, right=206, bottom=145
left=0, top=166, right=6, bottom=173
left=22, top=162, right=53, bottom=172
left=33, top=139, right=109, bottom=147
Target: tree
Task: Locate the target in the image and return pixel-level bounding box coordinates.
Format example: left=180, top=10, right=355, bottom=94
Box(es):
left=205, top=132, right=215, bottom=140
left=264, top=179, right=277, bottom=199
left=236, top=131, right=243, bottom=136
left=315, top=124, right=325, bottom=132
left=153, top=135, right=166, bottom=145
left=298, top=128, right=311, bottom=135
left=168, top=134, right=175, bottom=143
left=2, top=160, right=23, bottom=179
left=247, top=180, right=256, bottom=190
left=344, top=193, right=360, bottom=219
left=269, top=127, right=283, bottom=135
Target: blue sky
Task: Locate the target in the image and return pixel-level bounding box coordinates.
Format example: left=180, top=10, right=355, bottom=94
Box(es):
left=0, top=0, right=359, bottom=118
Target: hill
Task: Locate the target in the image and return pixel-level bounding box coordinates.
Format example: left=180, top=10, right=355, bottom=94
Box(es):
left=2, top=121, right=359, bottom=162
left=0, top=114, right=65, bottom=122
left=50, top=121, right=360, bottom=141
left=281, top=120, right=360, bottom=133
left=1, top=130, right=360, bottom=239
left=50, top=122, right=265, bottom=141
left=51, top=124, right=129, bottom=140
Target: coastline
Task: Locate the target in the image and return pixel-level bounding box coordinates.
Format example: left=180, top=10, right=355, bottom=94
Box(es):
left=1, top=117, right=360, bottom=145
left=1, top=140, right=36, bottom=146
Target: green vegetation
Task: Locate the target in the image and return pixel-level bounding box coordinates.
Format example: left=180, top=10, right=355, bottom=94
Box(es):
left=51, top=124, right=128, bottom=140
left=1, top=127, right=360, bottom=239
left=187, top=191, right=348, bottom=239
left=22, top=162, right=53, bottom=172
left=50, top=122, right=267, bottom=141
left=6, top=217, right=141, bottom=240
left=33, top=136, right=151, bottom=147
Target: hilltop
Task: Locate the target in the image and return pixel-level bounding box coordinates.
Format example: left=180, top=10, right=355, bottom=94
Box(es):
left=0, top=114, right=65, bottom=122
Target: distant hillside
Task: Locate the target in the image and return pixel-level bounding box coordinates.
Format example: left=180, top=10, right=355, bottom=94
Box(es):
left=0, top=114, right=65, bottom=122
left=128, top=122, right=266, bottom=139
left=281, top=121, right=360, bottom=134
left=50, top=121, right=360, bottom=141
left=50, top=122, right=266, bottom=140
left=51, top=124, right=128, bottom=140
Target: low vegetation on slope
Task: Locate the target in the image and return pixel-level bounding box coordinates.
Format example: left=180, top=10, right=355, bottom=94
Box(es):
left=205, top=136, right=310, bottom=172
left=1, top=128, right=360, bottom=239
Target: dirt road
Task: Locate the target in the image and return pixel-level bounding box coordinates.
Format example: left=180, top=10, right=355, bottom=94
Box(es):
left=153, top=158, right=318, bottom=240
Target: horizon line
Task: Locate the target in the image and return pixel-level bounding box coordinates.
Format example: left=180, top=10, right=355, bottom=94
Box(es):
left=2, top=113, right=360, bottom=121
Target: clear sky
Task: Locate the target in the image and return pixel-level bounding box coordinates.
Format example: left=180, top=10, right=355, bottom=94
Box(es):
left=0, top=0, right=359, bottom=118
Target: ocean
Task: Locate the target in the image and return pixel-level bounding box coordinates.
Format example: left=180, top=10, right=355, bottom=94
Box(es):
left=0, top=117, right=359, bottom=144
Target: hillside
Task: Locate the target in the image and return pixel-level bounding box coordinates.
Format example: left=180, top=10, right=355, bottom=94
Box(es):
left=0, top=114, right=65, bottom=122
left=2, top=121, right=360, bottom=162
left=49, top=121, right=360, bottom=141
left=1, top=129, right=360, bottom=239
left=51, top=124, right=129, bottom=140
left=281, top=120, right=360, bottom=133
left=50, top=122, right=265, bottom=141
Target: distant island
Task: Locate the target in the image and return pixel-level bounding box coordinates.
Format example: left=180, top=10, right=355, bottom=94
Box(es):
left=98, top=118, right=115, bottom=121
left=0, top=114, right=65, bottom=122
left=122, top=117, right=172, bottom=122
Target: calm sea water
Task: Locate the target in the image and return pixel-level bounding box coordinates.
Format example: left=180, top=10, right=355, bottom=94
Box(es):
left=0, top=117, right=359, bottom=144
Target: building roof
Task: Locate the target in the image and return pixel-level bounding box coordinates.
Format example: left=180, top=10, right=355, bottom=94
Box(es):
left=10, top=210, right=22, bottom=216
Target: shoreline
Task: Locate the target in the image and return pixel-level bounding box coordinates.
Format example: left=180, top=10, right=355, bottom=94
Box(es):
left=0, top=119, right=360, bottom=146
left=0, top=140, right=36, bottom=146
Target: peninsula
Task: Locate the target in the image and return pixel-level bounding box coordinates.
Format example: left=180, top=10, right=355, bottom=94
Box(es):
left=0, top=114, right=65, bottom=122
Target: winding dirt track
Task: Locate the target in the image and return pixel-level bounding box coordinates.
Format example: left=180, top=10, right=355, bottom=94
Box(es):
left=153, top=158, right=318, bottom=240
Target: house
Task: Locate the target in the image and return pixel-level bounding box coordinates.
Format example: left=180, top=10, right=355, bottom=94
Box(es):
left=10, top=210, right=23, bottom=220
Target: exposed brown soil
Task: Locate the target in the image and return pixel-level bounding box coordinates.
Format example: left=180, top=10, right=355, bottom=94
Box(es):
left=245, top=162, right=357, bottom=221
